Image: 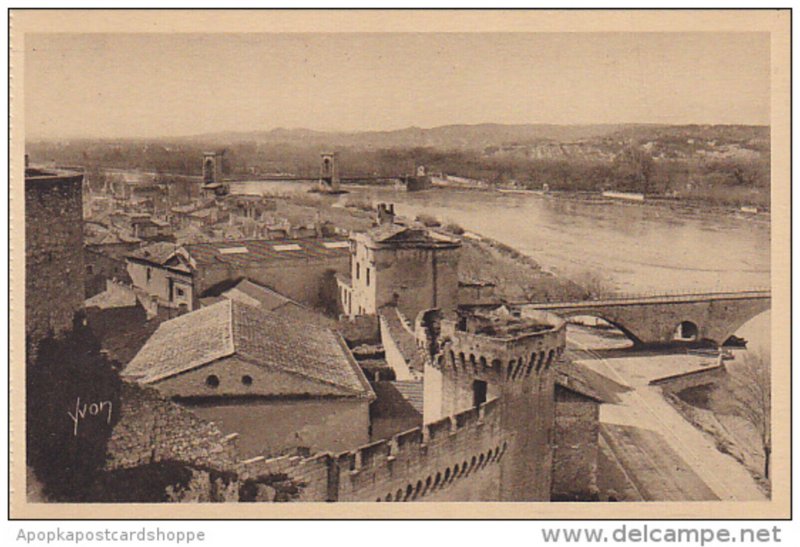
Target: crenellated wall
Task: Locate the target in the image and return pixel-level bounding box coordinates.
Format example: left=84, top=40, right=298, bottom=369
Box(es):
left=237, top=398, right=510, bottom=502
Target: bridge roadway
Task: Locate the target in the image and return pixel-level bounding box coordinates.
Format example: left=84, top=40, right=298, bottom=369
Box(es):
left=522, top=290, right=770, bottom=309
left=515, top=290, right=771, bottom=346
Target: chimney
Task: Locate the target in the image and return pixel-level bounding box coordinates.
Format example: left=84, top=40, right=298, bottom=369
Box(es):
left=377, top=203, right=396, bottom=225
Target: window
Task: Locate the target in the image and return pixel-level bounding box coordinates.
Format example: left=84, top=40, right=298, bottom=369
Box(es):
left=176, top=287, right=185, bottom=297
left=219, top=246, right=249, bottom=255
left=146, top=267, right=152, bottom=283
left=205, top=375, right=220, bottom=388
left=473, top=380, right=488, bottom=408
left=273, top=244, right=302, bottom=252
left=366, top=268, right=370, bottom=287
left=323, top=241, right=349, bottom=249
left=356, top=262, right=360, bottom=280
left=241, top=375, right=253, bottom=386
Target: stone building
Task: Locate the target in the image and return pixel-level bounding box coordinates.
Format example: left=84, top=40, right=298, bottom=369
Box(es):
left=99, top=202, right=615, bottom=502
left=123, top=299, right=375, bottom=458
left=126, top=243, right=194, bottom=312
left=337, top=204, right=461, bottom=322
left=130, top=215, right=172, bottom=241
left=126, top=237, right=350, bottom=312
left=25, top=167, right=85, bottom=357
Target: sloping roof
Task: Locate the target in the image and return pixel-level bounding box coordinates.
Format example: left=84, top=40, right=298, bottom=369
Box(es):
left=204, top=279, right=338, bottom=329
left=123, top=300, right=373, bottom=398
left=85, top=287, right=138, bottom=309
left=127, top=241, right=181, bottom=264
left=123, top=302, right=235, bottom=383
left=370, top=382, right=423, bottom=420
left=183, top=238, right=350, bottom=268
left=391, top=380, right=425, bottom=414
left=225, top=279, right=292, bottom=310
left=364, top=224, right=460, bottom=248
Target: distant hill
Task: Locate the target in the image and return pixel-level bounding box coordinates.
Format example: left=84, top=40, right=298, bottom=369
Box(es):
left=173, top=123, right=768, bottom=154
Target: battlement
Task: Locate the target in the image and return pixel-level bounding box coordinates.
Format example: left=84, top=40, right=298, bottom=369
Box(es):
left=239, top=397, right=509, bottom=502
left=435, top=308, right=566, bottom=382
left=338, top=396, right=508, bottom=501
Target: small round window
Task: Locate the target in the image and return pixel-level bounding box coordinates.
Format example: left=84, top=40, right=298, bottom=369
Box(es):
left=205, top=375, right=220, bottom=388
left=241, top=375, right=253, bottom=386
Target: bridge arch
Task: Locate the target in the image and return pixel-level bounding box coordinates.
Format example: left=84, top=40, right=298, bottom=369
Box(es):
left=673, top=320, right=699, bottom=342
left=723, top=309, right=770, bottom=350
left=558, top=312, right=642, bottom=348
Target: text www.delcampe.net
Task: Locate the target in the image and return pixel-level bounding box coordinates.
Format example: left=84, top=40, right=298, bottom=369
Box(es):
left=541, top=525, right=782, bottom=545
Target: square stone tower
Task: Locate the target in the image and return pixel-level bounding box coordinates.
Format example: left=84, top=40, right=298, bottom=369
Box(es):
left=420, top=306, right=567, bottom=501
left=202, top=152, right=220, bottom=184
left=339, top=209, right=461, bottom=323
left=318, top=152, right=341, bottom=193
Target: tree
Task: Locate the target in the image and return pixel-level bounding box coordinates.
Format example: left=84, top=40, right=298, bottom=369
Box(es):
left=26, top=312, right=122, bottom=501
left=713, top=350, right=771, bottom=479
left=612, top=146, right=655, bottom=194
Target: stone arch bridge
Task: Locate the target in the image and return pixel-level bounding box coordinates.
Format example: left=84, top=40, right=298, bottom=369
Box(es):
left=521, top=290, right=770, bottom=346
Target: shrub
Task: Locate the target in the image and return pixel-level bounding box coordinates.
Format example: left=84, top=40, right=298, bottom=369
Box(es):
left=416, top=213, right=441, bottom=227
left=444, top=222, right=465, bottom=235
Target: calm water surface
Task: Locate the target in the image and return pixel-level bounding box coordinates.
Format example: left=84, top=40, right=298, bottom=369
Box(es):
left=232, top=181, right=771, bottom=349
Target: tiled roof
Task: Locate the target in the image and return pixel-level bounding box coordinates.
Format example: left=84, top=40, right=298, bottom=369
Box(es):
left=123, top=300, right=372, bottom=397
left=364, top=224, right=460, bottom=247
left=209, top=279, right=338, bottom=330
left=123, top=302, right=235, bottom=383
left=226, top=279, right=296, bottom=311
left=370, top=382, right=423, bottom=420
left=127, top=242, right=181, bottom=264
left=390, top=380, right=424, bottom=414
left=183, top=238, right=350, bottom=268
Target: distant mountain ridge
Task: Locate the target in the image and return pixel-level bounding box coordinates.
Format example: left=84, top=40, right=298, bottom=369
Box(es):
left=174, top=123, right=769, bottom=152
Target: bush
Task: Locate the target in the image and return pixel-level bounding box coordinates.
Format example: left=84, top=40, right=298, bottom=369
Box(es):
left=572, top=271, right=618, bottom=300
left=443, top=223, right=465, bottom=235
left=416, top=214, right=441, bottom=227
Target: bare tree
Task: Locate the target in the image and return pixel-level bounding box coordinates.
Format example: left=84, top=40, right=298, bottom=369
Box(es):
left=714, top=350, right=771, bottom=479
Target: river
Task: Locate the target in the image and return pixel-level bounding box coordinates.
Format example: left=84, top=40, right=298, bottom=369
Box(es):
left=231, top=181, right=771, bottom=351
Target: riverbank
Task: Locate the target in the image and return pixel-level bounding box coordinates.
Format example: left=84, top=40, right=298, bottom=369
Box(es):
left=260, top=190, right=590, bottom=303
left=429, top=180, right=770, bottom=223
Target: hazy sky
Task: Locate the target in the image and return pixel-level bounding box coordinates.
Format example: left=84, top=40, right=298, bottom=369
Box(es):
left=25, top=32, right=770, bottom=140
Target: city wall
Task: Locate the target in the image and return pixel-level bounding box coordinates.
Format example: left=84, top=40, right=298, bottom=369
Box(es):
left=240, top=398, right=510, bottom=502
left=552, top=385, right=600, bottom=501
left=648, top=363, right=727, bottom=395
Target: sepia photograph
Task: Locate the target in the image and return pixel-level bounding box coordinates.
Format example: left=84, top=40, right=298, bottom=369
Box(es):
left=8, top=9, right=790, bottom=519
